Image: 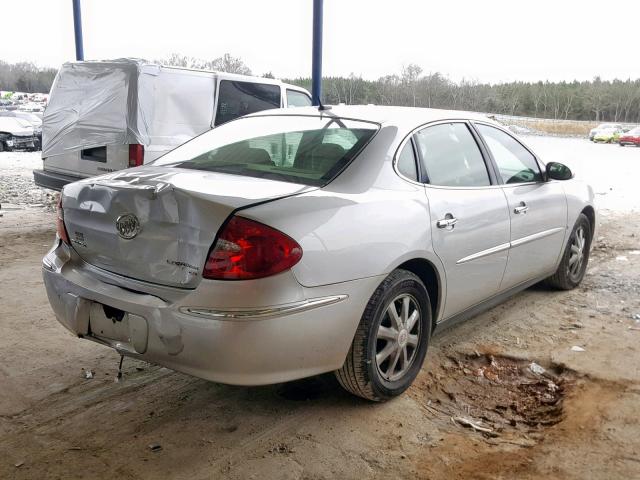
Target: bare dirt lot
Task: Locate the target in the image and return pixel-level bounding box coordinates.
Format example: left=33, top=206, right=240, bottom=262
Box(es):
left=1, top=140, right=639, bottom=479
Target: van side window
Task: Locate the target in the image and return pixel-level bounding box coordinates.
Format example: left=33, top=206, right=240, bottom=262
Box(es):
left=287, top=89, right=312, bottom=107
left=215, top=80, right=281, bottom=126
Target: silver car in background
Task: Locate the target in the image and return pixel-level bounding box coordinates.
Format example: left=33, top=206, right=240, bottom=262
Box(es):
left=43, top=106, right=595, bottom=401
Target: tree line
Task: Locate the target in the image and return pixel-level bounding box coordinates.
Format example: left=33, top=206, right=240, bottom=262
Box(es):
left=287, top=66, right=640, bottom=123
left=0, top=61, right=57, bottom=95
left=2, top=56, right=640, bottom=123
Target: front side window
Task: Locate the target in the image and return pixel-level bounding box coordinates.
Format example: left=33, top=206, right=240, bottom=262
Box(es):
left=215, top=80, right=281, bottom=126
left=155, top=116, right=378, bottom=186
left=414, top=122, right=490, bottom=187
left=287, top=89, right=312, bottom=107
left=476, top=124, right=542, bottom=184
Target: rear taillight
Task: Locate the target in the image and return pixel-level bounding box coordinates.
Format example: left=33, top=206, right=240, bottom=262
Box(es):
left=56, top=196, right=70, bottom=245
left=203, top=216, right=303, bottom=280
left=128, top=144, right=144, bottom=168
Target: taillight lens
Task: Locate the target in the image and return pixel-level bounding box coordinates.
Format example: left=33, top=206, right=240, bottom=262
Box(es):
left=56, top=196, right=70, bottom=245
left=128, top=144, right=144, bottom=168
left=203, top=216, right=303, bottom=280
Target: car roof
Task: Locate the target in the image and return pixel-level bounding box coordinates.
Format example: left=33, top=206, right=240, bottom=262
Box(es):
left=0, top=116, right=29, bottom=128
left=250, top=105, right=496, bottom=130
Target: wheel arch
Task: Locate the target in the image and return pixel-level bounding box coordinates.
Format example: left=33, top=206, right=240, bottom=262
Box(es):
left=581, top=205, right=596, bottom=240
left=395, top=258, right=442, bottom=329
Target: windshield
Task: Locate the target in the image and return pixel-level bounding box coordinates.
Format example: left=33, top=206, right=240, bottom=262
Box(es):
left=154, top=115, right=379, bottom=186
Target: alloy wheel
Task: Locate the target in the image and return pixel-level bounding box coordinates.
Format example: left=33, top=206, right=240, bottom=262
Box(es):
left=375, top=294, right=421, bottom=382
left=568, top=225, right=586, bottom=279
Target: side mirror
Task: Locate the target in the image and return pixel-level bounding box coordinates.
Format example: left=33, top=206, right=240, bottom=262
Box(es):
left=546, top=162, right=573, bottom=181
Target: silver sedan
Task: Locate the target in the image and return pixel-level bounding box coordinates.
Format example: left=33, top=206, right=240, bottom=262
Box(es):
left=43, top=106, right=595, bottom=401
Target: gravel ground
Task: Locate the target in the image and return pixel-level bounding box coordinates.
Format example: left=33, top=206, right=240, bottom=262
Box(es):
left=0, top=152, right=57, bottom=210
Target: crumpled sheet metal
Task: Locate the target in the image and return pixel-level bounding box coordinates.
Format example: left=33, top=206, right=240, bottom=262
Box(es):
left=42, top=58, right=215, bottom=158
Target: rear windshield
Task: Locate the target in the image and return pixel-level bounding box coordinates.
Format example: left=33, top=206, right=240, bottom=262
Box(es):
left=154, top=115, right=379, bottom=186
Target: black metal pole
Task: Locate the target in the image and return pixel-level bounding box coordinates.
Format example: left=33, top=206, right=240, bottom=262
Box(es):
left=311, top=0, right=323, bottom=106
left=72, top=0, right=84, bottom=61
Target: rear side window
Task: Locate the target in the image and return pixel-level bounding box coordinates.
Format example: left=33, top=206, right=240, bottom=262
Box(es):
left=215, top=80, right=281, bottom=126
left=287, top=89, right=312, bottom=107
left=415, top=123, right=490, bottom=187
left=476, top=124, right=542, bottom=184
left=396, top=142, right=418, bottom=181
left=158, top=116, right=378, bottom=186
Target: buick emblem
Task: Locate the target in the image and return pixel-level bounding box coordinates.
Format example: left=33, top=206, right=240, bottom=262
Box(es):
left=116, top=213, right=141, bottom=239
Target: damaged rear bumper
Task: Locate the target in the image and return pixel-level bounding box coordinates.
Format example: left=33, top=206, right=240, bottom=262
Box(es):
left=42, top=241, right=380, bottom=386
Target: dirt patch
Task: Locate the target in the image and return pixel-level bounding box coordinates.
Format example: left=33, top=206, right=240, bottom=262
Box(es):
left=0, top=150, right=639, bottom=479
left=413, top=353, right=574, bottom=440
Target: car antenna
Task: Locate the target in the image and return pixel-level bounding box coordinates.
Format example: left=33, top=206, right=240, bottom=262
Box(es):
left=317, top=99, right=331, bottom=111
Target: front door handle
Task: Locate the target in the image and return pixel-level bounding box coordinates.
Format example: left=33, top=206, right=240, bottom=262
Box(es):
left=514, top=202, right=529, bottom=215
left=437, top=215, right=458, bottom=229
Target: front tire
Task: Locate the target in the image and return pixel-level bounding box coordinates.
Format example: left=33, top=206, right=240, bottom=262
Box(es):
left=545, top=213, right=592, bottom=290
left=335, top=269, right=432, bottom=401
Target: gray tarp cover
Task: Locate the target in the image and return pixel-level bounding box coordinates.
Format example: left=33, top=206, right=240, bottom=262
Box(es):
left=42, top=59, right=147, bottom=157
left=41, top=58, right=216, bottom=158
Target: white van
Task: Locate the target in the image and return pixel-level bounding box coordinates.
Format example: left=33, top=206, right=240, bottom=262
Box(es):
left=34, top=59, right=312, bottom=190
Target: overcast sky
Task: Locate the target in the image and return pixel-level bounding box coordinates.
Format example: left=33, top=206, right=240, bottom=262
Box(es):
left=2, top=0, right=639, bottom=84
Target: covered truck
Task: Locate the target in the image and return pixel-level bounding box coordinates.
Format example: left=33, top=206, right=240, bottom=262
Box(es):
left=34, top=58, right=311, bottom=190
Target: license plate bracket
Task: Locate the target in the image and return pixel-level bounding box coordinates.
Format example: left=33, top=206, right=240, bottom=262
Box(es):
left=89, top=303, right=148, bottom=354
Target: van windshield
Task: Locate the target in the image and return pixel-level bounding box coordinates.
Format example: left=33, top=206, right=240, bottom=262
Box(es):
left=154, top=115, right=379, bottom=186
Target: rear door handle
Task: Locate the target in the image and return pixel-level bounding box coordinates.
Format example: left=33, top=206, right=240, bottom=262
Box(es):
left=437, top=216, right=458, bottom=228
left=514, top=202, right=529, bottom=215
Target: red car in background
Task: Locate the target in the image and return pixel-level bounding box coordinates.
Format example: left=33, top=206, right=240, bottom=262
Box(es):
left=619, top=127, right=640, bottom=147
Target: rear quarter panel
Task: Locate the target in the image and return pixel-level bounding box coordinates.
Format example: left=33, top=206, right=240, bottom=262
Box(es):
left=240, top=125, right=445, bottom=289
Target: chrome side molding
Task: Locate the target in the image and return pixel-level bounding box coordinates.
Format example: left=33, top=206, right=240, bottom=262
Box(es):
left=457, top=243, right=510, bottom=265
left=510, top=227, right=565, bottom=248
left=181, top=295, right=348, bottom=321
left=457, top=227, right=566, bottom=265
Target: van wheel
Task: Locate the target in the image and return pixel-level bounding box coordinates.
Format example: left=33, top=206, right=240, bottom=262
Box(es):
left=544, top=213, right=592, bottom=290
left=335, top=269, right=432, bottom=401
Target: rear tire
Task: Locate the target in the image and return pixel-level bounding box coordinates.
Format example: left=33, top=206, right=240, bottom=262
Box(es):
left=544, top=213, right=592, bottom=290
left=335, top=269, right=432, bottom=401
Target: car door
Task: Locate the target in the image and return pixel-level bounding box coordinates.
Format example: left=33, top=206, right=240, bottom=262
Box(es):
left=474, top=123, right=567, bottom=289
left=413, top=121, right=511, bottom=320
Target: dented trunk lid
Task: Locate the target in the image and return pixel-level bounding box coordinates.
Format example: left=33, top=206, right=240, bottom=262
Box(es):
left=62, top=167, right=314, bottom=288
